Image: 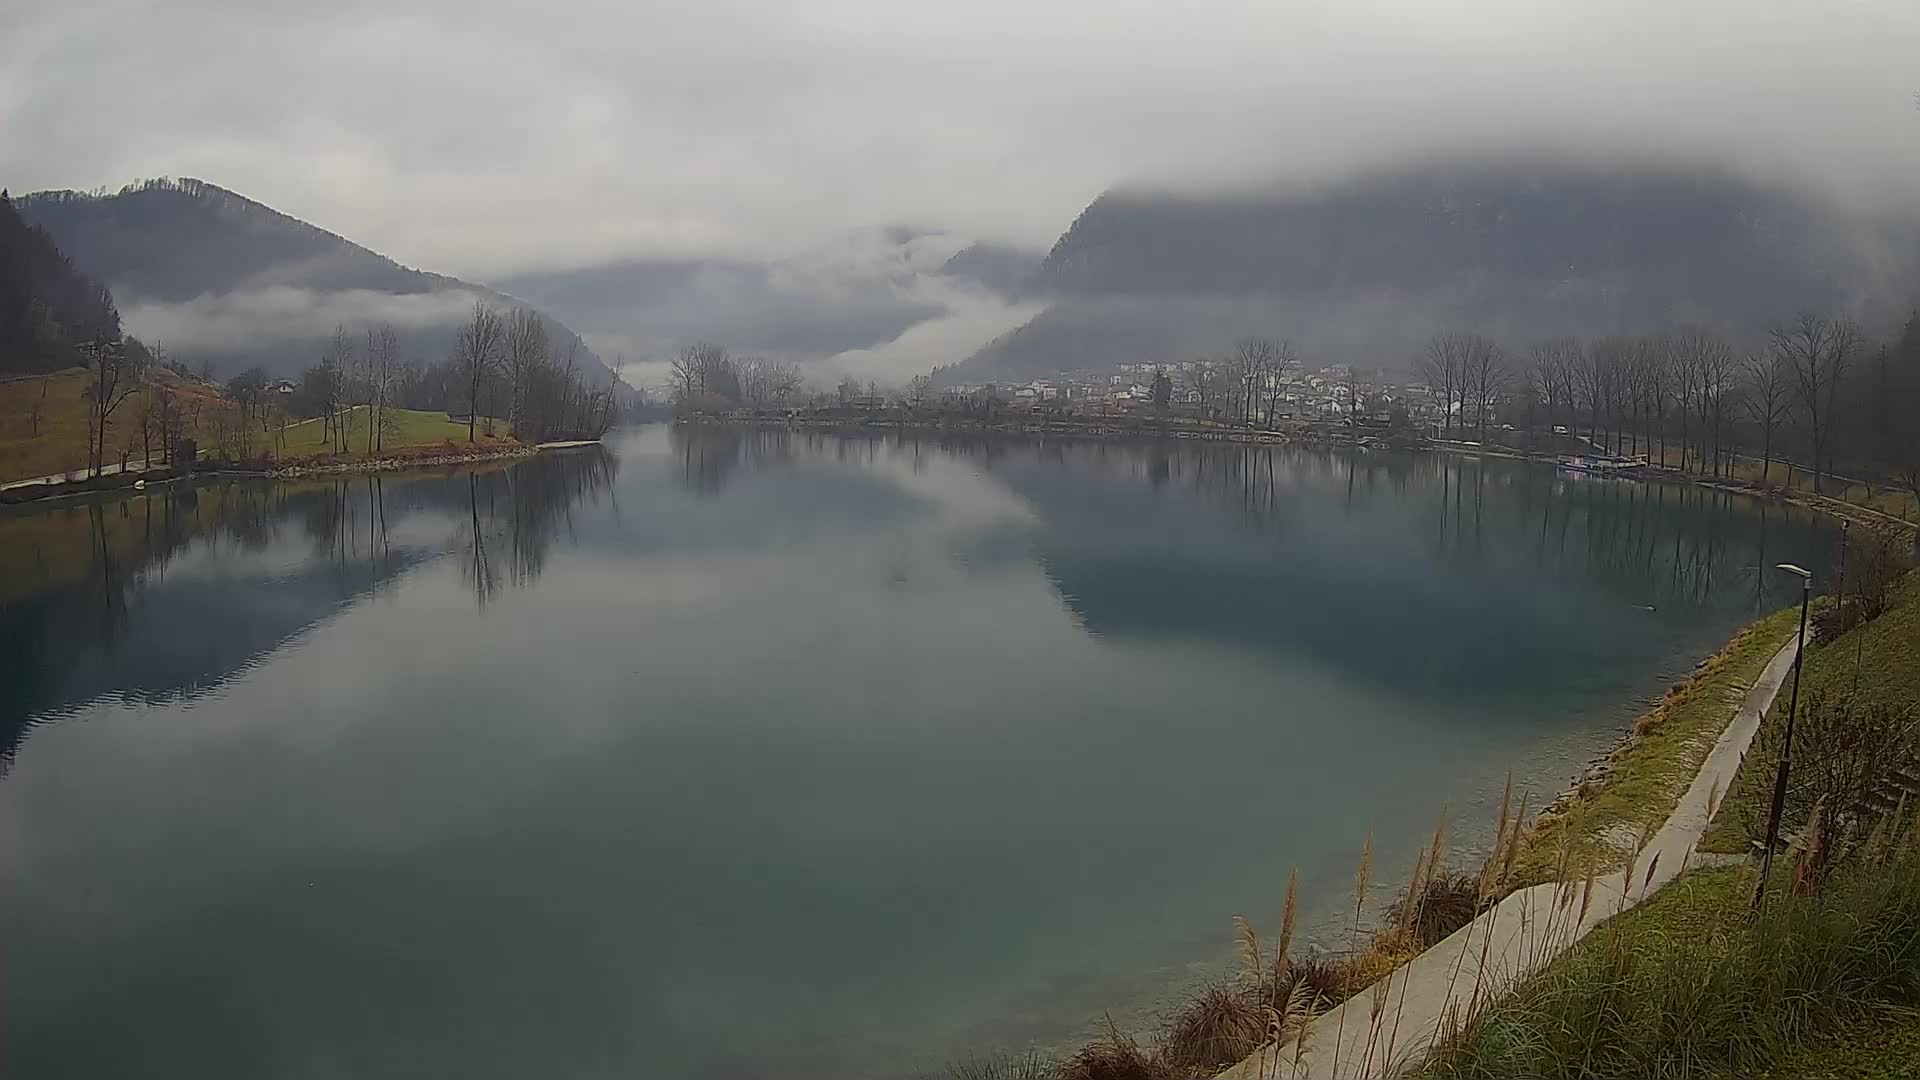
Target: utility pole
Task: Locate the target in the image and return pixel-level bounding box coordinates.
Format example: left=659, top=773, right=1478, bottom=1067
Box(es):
left=1752, top=562, right=1813, bottom=913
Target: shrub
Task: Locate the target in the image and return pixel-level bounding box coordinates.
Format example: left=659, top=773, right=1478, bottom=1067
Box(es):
left=1741, top=689, right=1917, bottom=854
left=1814, top=529, right=1913, bottom=644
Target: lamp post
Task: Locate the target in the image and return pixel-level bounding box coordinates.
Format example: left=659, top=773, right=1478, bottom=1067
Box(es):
left=1752, top=562, right=1813, bottom=913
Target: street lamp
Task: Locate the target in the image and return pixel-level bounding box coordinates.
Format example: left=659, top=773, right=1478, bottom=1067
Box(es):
left=1752, top=561, right=1813, bottom=913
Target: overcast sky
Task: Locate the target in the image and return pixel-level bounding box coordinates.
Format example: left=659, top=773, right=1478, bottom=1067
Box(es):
left=5, top=0, right=1917, bottom=280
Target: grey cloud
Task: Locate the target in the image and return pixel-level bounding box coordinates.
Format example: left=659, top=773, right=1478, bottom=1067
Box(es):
left=122, top=287, right=487, bottom=352
left=500, top=226, right=1040, bottom=387
left=5, top=1, right=1916, bottom=283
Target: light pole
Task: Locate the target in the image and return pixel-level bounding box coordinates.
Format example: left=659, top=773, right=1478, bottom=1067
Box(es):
left=1752, top=562, right=1813, bottom=913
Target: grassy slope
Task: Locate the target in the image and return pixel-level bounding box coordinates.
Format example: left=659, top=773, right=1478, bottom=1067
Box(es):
left=1510, top=607, right=1798, bottom=887
left=1757, top=1005, right=1920, bottom=1080
left=0, top=369, right=221, bottom=483
left=1702, top=572, right=1920, bottom=854
left=1429, top=858, right=1920, bottom=1078
left=1, top=369, right=515, bottom=483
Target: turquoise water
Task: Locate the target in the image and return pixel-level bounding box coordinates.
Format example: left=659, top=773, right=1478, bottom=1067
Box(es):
left=0, top=427, right=1833, bottom=1078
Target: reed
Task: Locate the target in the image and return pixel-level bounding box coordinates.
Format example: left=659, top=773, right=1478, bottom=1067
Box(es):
left=1329, top=829, right=1373, bottom=1078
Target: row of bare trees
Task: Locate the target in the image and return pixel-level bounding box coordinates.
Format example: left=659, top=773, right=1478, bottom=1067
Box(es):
left=1417, top=311, right=1918, bottom=503
left=1172, top=338, right=1303, bottom=424
left=1421, top=333, right=1510, bottom=440
left=668, top=342, right=806, bottom=413
left=450, top=301, right=621, bottom=443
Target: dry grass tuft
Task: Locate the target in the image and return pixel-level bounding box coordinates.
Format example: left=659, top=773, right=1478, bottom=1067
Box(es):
left=1389, top=869, right=1485, bottom=949
left=942, top=1049, right=1058, bottom=1080
left=1154, top=985, right=1265, bottom=1075
left=1273, top=954, right=1353, bottom=1004
left=1055, top=1017, right=1171, bottom=1080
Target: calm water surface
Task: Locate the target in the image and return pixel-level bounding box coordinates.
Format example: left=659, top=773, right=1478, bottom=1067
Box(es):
left=0, top=426, right=1834, bottom=1078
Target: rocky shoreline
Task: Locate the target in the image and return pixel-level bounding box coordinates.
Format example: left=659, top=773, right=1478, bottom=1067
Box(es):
left=267, top=446, right=538, bottom=479
left=1538, top=658, right=1712, bottom=821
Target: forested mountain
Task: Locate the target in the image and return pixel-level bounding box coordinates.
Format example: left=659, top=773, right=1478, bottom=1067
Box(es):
left=949, top=162, right=1920, bottom=382
left=938, top=243, right=1043, bottom=296
left=17, top=179, right=628, bottom=394
left=0, top=191, right=121, bottom=375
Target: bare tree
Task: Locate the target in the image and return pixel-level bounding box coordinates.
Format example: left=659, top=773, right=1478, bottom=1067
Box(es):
left=27, top=374, right=48, bottom=436
left=337, top=326, right=362, bottom=451
left=1220, top=349, right=1251, bottom=424
left=835, top=374, right=860, bottom=408
left=365, top=323, right=402, bottom=454
left=1461, top=336, right=1508, bottom=440
left=453, top=302, right=504, bottom=441
left=1666, top=328, right=1729, bottom=471
left=1585, top=337, right=1641, bottom=453
left=1772, top=312, right=1859, bottom=494
left=502, top=308, right=549, bottom=437
left=1258, top=341, right=1297, bottom=423
left=907, top=373, right=932, bottom=406
left=1526, top=338, right=1581, bottom=444
left=671, top=342, right=734, bottom=411
left=1697, top=341, right=1736, bottom=478
left=1743, top=350, right=1791, bottom=486
left=81, top=335, right=139, bottom=477
left=1640, top=333, right=1672, bottom=466
left=1192, top=362, right=1221, bottom=416
left=734, top=355, right=806, bottom=409
left=1421, top=335, right=1473, bottom=435
left=1425, top=333, right=1501, bottom=438
left=1228, top=338, right=1280, bottom=425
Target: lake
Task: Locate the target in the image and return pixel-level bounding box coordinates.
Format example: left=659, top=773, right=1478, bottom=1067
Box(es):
left=0, top=426, right=1834, bottom=1078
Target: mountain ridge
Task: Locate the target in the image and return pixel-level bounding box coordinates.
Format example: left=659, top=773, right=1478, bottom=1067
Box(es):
left=948, top=162, right=1920, bottom=382
left=18, top=179, right=630, bottom=394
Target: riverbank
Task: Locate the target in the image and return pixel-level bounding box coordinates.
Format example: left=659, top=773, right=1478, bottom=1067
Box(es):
left=1424, top=437, right=1919, bottom=538
left=1508, top=607, right=1800, bottom=887
left=267, top=443, right=540, bottom=478
left=1217, top=630, right=1805, bottom=1078
left=1423, top=577, right=1920, bottom=1079
left=937, top=601, right=1811, bottom=1079
left=0, top=439, right=601, bottom=502
left=685, top=412, right=1393, bottom=449
left=701, top=414, right=1919, bottom=535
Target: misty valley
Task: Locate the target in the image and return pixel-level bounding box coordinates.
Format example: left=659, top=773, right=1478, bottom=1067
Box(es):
left=6, top=4, right=1920, bottom=1077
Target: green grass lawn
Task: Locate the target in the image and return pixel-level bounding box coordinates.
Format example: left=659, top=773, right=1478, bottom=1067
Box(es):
left=1510, top=607, right=1799, bottom=887
left=269, top=406, right=515, bottom=458
left=1702, top=572, right=1920, bottom=854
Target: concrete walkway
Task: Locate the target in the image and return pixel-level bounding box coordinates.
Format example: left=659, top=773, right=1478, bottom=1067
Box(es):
left=1222, top=633, right=1802, bottom=1079
left=0, top=457, right=165, bottom=491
